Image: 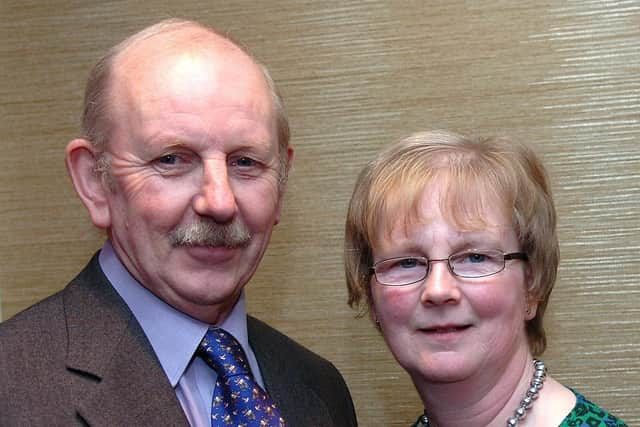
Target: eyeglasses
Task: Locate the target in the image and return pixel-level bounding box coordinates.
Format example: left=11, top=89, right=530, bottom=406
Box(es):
left=370, top=249, right=528, bottom=286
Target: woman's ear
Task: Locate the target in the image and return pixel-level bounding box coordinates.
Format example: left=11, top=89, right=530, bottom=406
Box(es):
left=524, top=265, right=538, bottom=320
left=525, top=299, right=538, bottom=320
left=369, top=303, right=383, bottom=332
left=65, top=138, right=112, bottom=229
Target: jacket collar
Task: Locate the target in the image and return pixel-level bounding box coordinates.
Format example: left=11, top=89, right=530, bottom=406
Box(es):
left=63, top=253, right=188, bottom=425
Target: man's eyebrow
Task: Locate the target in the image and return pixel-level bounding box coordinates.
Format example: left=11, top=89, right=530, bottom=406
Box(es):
left=229, top=140, right=276, bottom=154
left=162, top=140, right=190, bottom=149
left=138, top=139, right=189, bottom=156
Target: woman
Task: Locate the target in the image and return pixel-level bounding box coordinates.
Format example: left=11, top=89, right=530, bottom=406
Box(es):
left=345, top=130, right=627, bottom=426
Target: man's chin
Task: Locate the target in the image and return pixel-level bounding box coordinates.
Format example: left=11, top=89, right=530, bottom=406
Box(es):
left=169, top=289, right=242, bottom=324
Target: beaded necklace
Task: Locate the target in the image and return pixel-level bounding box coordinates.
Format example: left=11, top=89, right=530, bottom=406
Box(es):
left=415, top=359, right=547, bottom=427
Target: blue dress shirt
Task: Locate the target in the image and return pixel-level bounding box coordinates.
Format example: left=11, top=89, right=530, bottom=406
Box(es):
left=99, top=241, right=266, bottom=427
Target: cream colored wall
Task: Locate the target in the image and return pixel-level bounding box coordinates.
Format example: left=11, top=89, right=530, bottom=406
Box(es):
left=1, top=2, right=638, bottom=425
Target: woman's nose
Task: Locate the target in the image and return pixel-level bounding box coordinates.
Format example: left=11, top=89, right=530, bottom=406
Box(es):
left=420, top=259, right=462, bottom=306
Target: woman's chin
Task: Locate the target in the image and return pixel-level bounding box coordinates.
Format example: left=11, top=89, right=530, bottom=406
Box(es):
left=405, top=354, right=476, bottom=384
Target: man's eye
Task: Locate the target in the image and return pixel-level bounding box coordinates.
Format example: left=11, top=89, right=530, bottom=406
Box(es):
left=158, top=154, right=180, bottom=165
left=232, top=157, right=257, bottom=168
left=153, top=154, right=193, bottom=174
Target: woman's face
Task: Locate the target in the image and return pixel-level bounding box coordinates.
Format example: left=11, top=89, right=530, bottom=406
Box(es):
left=370, top=185, right=535, bottom=386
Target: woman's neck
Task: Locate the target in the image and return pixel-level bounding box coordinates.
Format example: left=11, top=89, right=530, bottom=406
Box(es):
left=413, top=352, right=536, bottom=427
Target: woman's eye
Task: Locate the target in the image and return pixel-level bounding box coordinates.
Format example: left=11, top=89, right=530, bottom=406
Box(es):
left=398, top=258, right=419, bottom=268
left=467, top=253, right=487, bottom=263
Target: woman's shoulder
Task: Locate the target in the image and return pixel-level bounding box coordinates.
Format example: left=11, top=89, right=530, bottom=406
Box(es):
left=559, top=390, right=627, bottom=427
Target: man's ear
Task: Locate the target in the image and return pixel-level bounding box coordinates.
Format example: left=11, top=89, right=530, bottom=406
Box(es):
left=274, top=146, right=294, bottom=225
left=65, top=138, right=112, bottom=229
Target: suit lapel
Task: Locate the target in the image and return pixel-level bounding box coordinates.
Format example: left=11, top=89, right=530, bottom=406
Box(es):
left=248, top=316, right=335, bottom=426
left=63, top=254, right=188, bottom=426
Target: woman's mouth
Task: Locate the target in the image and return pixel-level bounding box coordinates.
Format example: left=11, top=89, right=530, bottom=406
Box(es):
left=424, top=325, right=471, bottom=333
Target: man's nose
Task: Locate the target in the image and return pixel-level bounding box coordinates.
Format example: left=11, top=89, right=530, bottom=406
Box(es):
left=192, top=159, right=238, bottom=222
left=420, top=259, right=462, bottom=306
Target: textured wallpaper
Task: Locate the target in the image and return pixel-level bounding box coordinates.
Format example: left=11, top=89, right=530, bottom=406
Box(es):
left=1, top=1, right=638, bottom=425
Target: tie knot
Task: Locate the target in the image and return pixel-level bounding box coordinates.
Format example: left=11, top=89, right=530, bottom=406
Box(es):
left=198, top=328, right=252, bottom=378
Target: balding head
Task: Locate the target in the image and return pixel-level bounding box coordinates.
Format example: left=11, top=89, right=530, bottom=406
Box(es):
left=82, top=19, right=290, bottom=185
left=65, top=19, right=294, bottom=324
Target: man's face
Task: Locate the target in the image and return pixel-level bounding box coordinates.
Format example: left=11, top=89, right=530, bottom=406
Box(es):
left=101, top=42, right=287, bottom=323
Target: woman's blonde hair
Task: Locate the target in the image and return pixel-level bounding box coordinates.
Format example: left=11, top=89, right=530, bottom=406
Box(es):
left=345, top=130, right=558, bottom=355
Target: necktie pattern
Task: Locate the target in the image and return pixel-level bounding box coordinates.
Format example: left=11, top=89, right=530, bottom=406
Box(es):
left=198, top=328, right=285, bottom=427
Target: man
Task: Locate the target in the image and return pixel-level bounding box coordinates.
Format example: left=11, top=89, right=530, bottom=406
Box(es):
left=0, top=19, right=357, bottom=426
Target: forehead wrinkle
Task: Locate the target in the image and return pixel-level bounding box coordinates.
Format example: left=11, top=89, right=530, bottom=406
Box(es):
left=107, top=58, right=276, bottom=162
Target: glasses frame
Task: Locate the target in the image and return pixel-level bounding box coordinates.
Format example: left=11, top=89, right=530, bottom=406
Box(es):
left=370, top=250, right=528, bottom=286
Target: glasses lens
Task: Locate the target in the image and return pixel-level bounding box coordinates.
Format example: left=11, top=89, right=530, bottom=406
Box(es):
left=375, top=257, right=428, bottom=285
left=449, top=250, right=504, bottom=278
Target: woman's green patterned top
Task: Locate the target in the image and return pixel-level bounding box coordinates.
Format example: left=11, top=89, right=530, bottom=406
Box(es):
left=410, top=390, right=627, bottom=427
left=559, top=391, right=626, bottom=427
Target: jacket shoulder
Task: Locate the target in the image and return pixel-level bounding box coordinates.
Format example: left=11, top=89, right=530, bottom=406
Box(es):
left=0, top=251, right=104, bottom=346
left=0, top=252, right=104, bottom=423
left=0, top=288, right=67, bottom=357
left=0, top=276, right=73, bottom=422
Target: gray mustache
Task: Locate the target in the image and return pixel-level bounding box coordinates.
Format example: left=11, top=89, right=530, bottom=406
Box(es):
left=169, top=218, right=251, bottom=248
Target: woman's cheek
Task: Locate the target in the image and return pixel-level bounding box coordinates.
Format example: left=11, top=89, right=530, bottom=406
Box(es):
left=374, top=285, right=418, bottom=324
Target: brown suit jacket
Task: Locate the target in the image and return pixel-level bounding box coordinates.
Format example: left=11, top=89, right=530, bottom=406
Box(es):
left=0, top=253, right=358, bottom=426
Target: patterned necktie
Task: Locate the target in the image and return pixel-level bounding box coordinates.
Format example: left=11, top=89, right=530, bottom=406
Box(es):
left=197, top=328, right=285, bottom=427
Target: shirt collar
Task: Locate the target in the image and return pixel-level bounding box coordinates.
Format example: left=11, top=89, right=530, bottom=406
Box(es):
left=98, top=240, right=252, bottom=387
